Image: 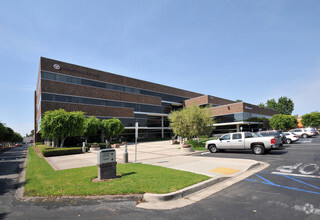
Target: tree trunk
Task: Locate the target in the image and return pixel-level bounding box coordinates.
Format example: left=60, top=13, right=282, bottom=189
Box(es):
left=100, top=130, right=105, bottom=143
left=60, top=137, right=66, bottom=148
left=85, top=137, right=88, bottom=145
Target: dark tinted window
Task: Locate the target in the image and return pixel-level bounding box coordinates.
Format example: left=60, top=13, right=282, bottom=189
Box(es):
left=232, top=133, right=242, bottom=140
left=245, top=133, right=253, bottom=138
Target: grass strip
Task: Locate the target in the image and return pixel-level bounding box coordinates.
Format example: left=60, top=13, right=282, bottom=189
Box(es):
left=25, top=147, right=209, bottom=196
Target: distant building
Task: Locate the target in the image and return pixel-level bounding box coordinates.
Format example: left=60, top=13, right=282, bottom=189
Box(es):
left=34, top=57, right=278, bottom=142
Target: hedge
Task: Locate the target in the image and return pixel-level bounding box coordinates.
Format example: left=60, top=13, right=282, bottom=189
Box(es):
left=36, top=145, right=83, bottom=157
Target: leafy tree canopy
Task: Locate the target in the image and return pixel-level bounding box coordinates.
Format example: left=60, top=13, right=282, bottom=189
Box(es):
left=40, top=109, right=86, bottom=147
left=0, top=122, right=7, bottom=141
left=260, top=97, right=294, bottom=115
left=269, top=114, right=297, bottom=131
left=301, top=112, right=320, bottom=128
left=84, top=116, right=101, bottom=137
left=169, top=105, right=215, bottom=143
left=235, top=99, right=243, bottom=102
left=101, top=118, right=124, bottom=142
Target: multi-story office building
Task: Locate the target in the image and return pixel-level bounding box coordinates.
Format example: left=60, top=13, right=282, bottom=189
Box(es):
left=34, top=57, right=278, bottom=142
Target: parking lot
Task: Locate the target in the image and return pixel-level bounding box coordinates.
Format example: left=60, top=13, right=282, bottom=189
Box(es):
left=192, top=136, right=320, bottom=219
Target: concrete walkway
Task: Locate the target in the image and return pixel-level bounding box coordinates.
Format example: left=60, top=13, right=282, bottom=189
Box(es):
left=45, top=140, right=259, bottom=178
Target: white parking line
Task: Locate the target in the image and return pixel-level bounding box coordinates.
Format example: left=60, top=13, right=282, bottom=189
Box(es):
left=271, top=172, right=320, bottom=179
left=201, top=152, right=211, bottom=155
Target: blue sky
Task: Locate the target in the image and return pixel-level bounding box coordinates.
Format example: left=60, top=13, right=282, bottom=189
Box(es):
left=0, top=0, right=319, bottom=136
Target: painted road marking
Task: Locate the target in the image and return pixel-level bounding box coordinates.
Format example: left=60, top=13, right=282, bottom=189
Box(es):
left=245, top=172, right=320, bottom=195
left=275, top=163, right=320, bottom=176
left=201, top=152, right=211, bottom=155
left=294, top=203, right=320, bottom=215
left=210, top=167, right=240, bottom=175
left=271, top=172, right=320, bottom=179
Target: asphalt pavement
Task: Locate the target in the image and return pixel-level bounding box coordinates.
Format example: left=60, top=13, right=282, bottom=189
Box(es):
left=1, top=137, right=320, bottom=219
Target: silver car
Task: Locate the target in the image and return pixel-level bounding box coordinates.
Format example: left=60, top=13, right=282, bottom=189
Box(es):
left=283, top=132, right=299, bottom=144
left=289, top=128, right=315, bottom=138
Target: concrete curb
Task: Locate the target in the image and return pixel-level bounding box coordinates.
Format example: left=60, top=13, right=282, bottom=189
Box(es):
left=15, top=147, right=28, bottom=199
left=143, top=177, right=228, bottom=202
left=142, top=161, right=261, bottom=203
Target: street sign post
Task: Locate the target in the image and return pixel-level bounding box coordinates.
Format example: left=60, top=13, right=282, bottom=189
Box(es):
left=135, top=122, right=138, bottom=163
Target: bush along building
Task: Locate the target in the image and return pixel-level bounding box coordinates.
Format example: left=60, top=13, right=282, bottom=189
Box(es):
left=34, top=57, right=278, bottom=142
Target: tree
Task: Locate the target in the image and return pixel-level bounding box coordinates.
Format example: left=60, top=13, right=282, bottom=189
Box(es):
left=0, top=122, right=7, bottom=142
left=40, top=109, right=86, bottom=147
left=269, top=114, right=298, bottom=131
left=101, top=118, right=125, bottom=143
left=301, top=112, right=320, bottom=128
left=260, top=97, right=294, bottom=115
left=235, top=99, right=243, bottom=102
left=83, top=116, right=101, bottom=144
left=5, top=127, right=15, bottom=142
left=258, top=103, right=266, bottom=108
left=266, top=99, right=277, bottom=111
left=276, top=97, right=294, bottom=115
left=13, top=132, right=23, bottom=142
left=169, top=105, right=215, bottom=144
left=26, top=130, right=34, bottom=137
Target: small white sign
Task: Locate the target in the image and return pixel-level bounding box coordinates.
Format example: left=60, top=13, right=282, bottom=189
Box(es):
left=98, top=149, right=116, bottom=164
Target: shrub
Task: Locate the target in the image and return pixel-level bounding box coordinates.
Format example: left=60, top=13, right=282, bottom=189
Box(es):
left=35, top=142, right=44, bottom=146
left=187, top=139, right=205, bottom=148
left=42, top=147, right=83, bottom=157
left=36, top=145, right=83, bottom=157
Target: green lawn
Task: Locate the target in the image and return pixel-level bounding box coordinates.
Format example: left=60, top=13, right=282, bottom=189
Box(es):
left=25, top=147, right=209, bottom=196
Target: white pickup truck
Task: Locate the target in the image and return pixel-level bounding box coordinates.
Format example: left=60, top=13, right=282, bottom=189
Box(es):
left=205, top=132, right=282, bottom=155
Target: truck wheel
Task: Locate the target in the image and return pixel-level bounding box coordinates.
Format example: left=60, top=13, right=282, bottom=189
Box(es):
left=286, top=139, right=292, bottom=144
left=209, top=145, right=218, bottom=153
left=302, top=134, right=308, bottom=138
left=252, top=145, right=265, bottom=155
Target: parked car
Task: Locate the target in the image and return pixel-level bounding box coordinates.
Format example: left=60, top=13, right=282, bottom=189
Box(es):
left=304, top=128, right=319, bottom=136
left=205, top=132, right=282, bottom=155
left=257, top=130, right=286, bottom=144
left=283, top=132, right=299, bottom=144
left=289, top=128, right=316, bottom=138
left=15, top=143, right=22, bottom=147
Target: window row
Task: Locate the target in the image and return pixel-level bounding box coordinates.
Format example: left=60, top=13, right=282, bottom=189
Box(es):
left=41, top=93, right=164, bottom=113
left=41, top=71, right=187, bottom=103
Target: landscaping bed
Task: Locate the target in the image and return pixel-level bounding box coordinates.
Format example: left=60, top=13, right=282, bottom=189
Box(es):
left=25, top=147, right=210, bottom=196
left=187, top=137, right=218, bottom=151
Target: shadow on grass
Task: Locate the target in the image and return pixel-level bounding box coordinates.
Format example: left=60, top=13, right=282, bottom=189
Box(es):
left=121, top=172, right=136, bottom=177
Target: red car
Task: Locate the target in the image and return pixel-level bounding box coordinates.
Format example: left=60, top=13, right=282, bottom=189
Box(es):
left=15, top=143, right=22, bottom=147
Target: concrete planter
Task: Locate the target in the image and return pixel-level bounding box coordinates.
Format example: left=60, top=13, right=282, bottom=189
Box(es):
left=90, top=145, right=100, bottom=152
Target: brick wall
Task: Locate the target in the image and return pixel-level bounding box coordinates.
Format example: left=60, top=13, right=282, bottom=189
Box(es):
left=41, top=101, right=134, bottom=118
left=41, top=79, right=162, bottom=106
left=185, top=95, right=236, bottom=107
left=41, top=57, right=203, bottom=99
left=210, top=102, right=278, bottom=117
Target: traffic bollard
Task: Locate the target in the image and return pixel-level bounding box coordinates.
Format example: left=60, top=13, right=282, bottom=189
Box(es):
left=123, top=144, right=128, bottom=163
